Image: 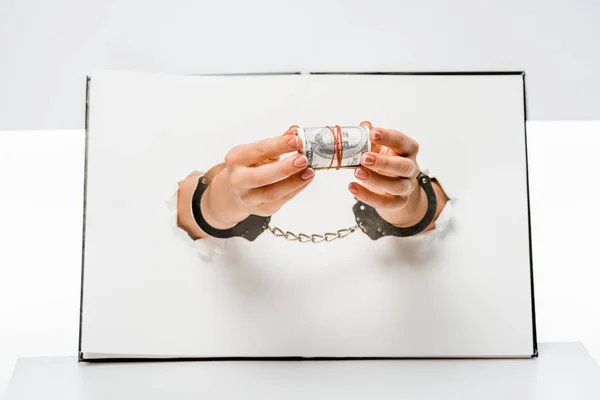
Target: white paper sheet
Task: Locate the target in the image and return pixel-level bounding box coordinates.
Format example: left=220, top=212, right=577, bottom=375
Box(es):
left=80, top=71, right=535, bottom=358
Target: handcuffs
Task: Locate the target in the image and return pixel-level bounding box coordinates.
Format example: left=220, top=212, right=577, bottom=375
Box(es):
left=191, top=165, right=438, bottom=243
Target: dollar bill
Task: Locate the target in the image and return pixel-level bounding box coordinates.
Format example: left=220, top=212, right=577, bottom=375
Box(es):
left=296, top=126, right=371, bottom=169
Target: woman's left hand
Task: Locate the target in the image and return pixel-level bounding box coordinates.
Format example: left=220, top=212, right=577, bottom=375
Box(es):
left=348, top=122, right=433, bottom=229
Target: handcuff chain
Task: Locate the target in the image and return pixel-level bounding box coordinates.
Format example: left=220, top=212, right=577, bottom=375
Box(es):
left=267, top=225, right=359, bottom=243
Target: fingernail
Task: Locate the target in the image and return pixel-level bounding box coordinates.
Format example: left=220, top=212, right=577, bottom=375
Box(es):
left=294, top=155, right=308, bottom=167
left=355, top=168, right=369, bottom=180
left=371, top=130, right=382, bottom=140
left=362, top=154, right=376, bottom=166
left=301, top=168, right=315, bottom=180
left=348, top=183, right=359, bottom=194
left=288, top=136, right=300, bottom=149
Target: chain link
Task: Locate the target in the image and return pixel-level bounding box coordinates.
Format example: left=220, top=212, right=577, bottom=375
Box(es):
left=267, top=225, right=359, bottom=243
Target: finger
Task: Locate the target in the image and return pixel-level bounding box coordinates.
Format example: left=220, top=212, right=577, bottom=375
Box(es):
left=245, top=168, right=314, bottom=204
left=268, top=126, right=299, bottom=162
left=253, top=180, right=311, bottom=216
left=359, top=121, right=383, bottom=152
left=360, top=152, right=419, bottom=178
left=353, top=167, right=415, bottom=196
left=348, top=182, right=409, bottom=211
left=279, top=177, right=312, bottom=201
left=226, top=134, right=303, bottom=167
left=369, top=127, right=419, bottom=157
left=232, top=153, right=309, bottom=188
left=283, top=125, right=299, bottom=135
left=269, top=127, right=297, bottom=162
left=273, top=126, right=299, bottom=162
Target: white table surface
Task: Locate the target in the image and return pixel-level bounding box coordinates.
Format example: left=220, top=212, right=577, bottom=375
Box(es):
left=3, top=343, right=600, bottom=399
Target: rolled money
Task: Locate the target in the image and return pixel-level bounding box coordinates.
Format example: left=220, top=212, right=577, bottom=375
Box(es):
left=296, top=126, right=371, bottom=169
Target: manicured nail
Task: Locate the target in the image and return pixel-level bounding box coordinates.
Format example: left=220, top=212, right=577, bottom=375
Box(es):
left=355, top=168, right=369, bottom=180
left=294, top=155, right=308, bottom=167
left=288, top=136, right=300, bottom=149
left=371, top=130, right=382, bottom=140
left=362, top=154, right=376, bottom=166
left=348, top=183, right=359, bottom=194
left=301, top=168, right=315, bottom=180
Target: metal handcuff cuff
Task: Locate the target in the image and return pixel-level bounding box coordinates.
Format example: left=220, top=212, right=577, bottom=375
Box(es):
left=191, top=125, right=438, bottom=243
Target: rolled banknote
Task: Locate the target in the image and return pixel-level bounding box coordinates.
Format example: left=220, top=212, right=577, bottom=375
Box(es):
left=296, top=126, right=371, bottom=169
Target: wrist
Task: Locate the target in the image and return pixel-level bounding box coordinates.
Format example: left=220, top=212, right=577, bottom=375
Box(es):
left=201, top=169, right=250, bottom=229
left=378, top=184, right=428, bottom=228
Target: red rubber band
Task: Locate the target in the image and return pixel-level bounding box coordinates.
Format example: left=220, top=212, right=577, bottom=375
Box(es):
left=325, top=125, right=345, bottom=170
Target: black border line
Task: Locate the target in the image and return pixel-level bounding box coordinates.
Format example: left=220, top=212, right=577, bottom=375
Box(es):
left=522, top=72, right=539, bottom=358
left=310, top=71, right=524, bottom=76
left=80, top=354, right=534, bottom=363
left=78, top=77, right=91, bottom=362
left=78, top=71, right=537, bottom=362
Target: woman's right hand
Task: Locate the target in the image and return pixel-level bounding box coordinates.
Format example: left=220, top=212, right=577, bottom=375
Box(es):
left=181, top=126, right=315, bottom=238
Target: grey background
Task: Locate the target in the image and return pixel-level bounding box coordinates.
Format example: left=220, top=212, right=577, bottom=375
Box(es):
left=1, top=0, right=599, bottom=130
left=4, top=344, right=600, bottom=399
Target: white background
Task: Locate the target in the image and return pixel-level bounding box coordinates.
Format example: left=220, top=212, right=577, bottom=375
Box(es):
left=2, top=0, right=600, bottom=128
left=1, top=121, right=599, bottom=396
left=1, top=0, right=600, bottom=394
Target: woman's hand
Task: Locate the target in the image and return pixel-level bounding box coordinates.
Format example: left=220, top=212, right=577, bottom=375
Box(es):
left=348, top=122, right=448, bottom=231
left=177, top=126, right=315, bottom=239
